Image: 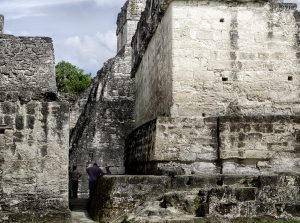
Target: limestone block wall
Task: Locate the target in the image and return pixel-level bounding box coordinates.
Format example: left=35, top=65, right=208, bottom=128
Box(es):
left=88, top=175, right=170, bottom=222
left=0, top=28, right=70, bottom=222
left=70, top=0, right=146, bottom=197
left=132, top=1, right=300, bottom=127
left=117, top=0, right=146, bottom=52
left=70, top=47, right=135, bottom=197
left=125, top=117, right=219, bottom=175
left=89, top=174, right=300, bottom=222
left=134, top=6, right=173, bottom=127
left=220, top=116, right=300, bottom=175
left=0, top=99, right=70, bottom=222
left=0, top=35, right=57, bottom=93
left=0, top=15, right=3, bottom=34
left=125, top=115, right=300, bottom=176
left=69, top=88, right=91, bottom=130
left=171, top=1, right=300, bottom=118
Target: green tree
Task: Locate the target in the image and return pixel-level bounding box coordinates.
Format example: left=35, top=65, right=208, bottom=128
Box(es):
left=55, top=61, right=92, bottom=95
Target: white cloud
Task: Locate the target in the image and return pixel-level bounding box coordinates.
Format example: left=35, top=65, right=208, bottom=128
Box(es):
left=9, top=13, right=48, bottom=20
left=93, top=0, right=125, bottom=7
left=1, top=0, right=126, bottom=21
left=0, top=0, right=86, bottom=21
left=62, top=30, right=117, bottom=74
left=1, top=0, right=88, bottom=11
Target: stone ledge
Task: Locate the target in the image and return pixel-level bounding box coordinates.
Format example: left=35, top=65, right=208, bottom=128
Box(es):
left=88, top=174, right=300, bottom=222
left=0, top=210, right=71, bottom=223
left=0, top=15, right=3, bottom=34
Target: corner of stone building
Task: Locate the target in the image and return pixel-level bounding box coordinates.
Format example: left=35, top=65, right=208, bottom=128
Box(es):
left=0, top=15, right=4, bottom=34
left=116, top=0, right=147, bottom=52
left=0, top=23, right=70, bottom=222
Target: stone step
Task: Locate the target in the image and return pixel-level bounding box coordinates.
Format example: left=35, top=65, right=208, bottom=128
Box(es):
left=71, top=211, right=96, bottom=223
left=69, top=198, right=89, bottom=211
left=160, top=190, right=199, bottom=215
left=88, top=174, right=300, bottom=222
left=127, top=216, right=207, bottom=223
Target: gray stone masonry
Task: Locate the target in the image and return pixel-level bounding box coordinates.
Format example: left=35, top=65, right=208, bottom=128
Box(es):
left=131, top=0, right=290, bottom=75
left=126, top=116, right=300, bottom=176
left=69, top=0, right=146, bottom=198
left=89, top=174, right=300, bottom=222
left=117, top=0, right=146, bottom=52
left=70, top=47, right=135, bottom=197
left=0, top=35, right=57, bottom=94
left=0, top=15, right=4, bottom=34
left=88, top=0, right=300, bottom=221
left=0, top=20, right=70, bottom=222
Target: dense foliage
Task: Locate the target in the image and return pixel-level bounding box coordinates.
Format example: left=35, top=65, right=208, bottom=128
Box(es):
left=55, top=61, right=92, bottom=95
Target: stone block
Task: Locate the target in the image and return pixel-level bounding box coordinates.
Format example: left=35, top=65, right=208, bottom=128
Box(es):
left=126, top=117, right=218, bottom=175
left=88, top=175, right=170, bottom=222
left=0, top=15, right=3, bottom=34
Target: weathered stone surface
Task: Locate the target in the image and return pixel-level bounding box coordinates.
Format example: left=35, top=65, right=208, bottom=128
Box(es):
left=103, top=0, right=300, bottom=221
left=0, top=35, right=57, bottom=94
left=133, top=0, right=300, bottom=127
left=125, top=117, right=219, bottom=175
left=220, top=116, right=300, bottom=175
left=0, top=21, right=70, bottom=222
left=126, top=115, right=300, bottom=176
left=0, top=15, right=3, bottom=34
left=117, top=0, right=146, bottom=52
left=88, top=175, right=170, bottom=222
left=89, top=174, right=300, bottom=222
left=69, top=0, right=146, bottom=198
left=69, top=46, right=136, bottom=197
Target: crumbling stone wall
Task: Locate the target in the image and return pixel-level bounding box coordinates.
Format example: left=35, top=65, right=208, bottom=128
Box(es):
left=133, top=6, right=173, bottom=127
left=70, top=47, right=135, bottom=197
left=220, top=116, right=300, bottom=175
left=0, top=18, right=70, bottom=222
left=127, top=0, right=300, bottom=175
left=69, top=0, right=146, bottom=197
left=170, top=1, right=300, bottom=118
left=0, top=35, right=57, bottom=93
left=132, top=0, right=300, bottom=127
left=125, top=117, right=219, bottom=175
left=117, top=0, right=146, bottom=52
left=89, top=174, right=300, bottom=222
left=98, top=0, right=300, bottom=221
left=0, top=15, right=3, bottom=34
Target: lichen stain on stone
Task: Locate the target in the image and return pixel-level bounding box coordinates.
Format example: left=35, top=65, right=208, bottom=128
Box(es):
left=40, top=146, right=48, bottom=157
left=41, top=102, right=49, bottom=140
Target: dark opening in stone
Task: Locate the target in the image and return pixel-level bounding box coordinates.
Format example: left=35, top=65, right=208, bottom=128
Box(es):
left=222, top=77, right=228, bottom=82
left=0, top=129, right=5, bottom=134
left=220, top=18, right=224, bottom=22
left=288, top=76, right=293, bottom=81
left=43, top=92, right=57, bottom=101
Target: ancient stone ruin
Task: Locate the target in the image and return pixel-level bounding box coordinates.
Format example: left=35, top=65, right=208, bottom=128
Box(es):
left=0, top=16, right=70, bottom=222
left=88, top=0, right=300, bottom=222
left=1, top=0, right=300, bottom=222
left=69, top=0, right=146, bottom=197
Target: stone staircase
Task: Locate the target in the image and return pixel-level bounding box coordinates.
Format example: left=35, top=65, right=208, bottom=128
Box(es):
left=69, top=198, right=89, bottom=211
left=88, top=174, right=300, bottom=222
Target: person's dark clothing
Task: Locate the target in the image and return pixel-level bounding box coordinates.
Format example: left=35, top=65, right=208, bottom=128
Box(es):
left=71, top=181, right=79, bottom=198
left=70, top=169, right=81, bottom=199
left=86, top=165, right=104, bottom=197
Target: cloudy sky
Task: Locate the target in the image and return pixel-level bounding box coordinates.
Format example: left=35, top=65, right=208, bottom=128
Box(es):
left=0, top=0, right=126, bottom=75
left=0, top=0, right=299, bottom=75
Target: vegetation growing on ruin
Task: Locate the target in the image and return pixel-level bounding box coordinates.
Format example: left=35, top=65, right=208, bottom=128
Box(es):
left=55, top=61, right=92, bottom=95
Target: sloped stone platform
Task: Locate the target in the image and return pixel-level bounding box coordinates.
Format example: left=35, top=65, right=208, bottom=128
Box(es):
left=88, top=174, right=300, bottom=222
